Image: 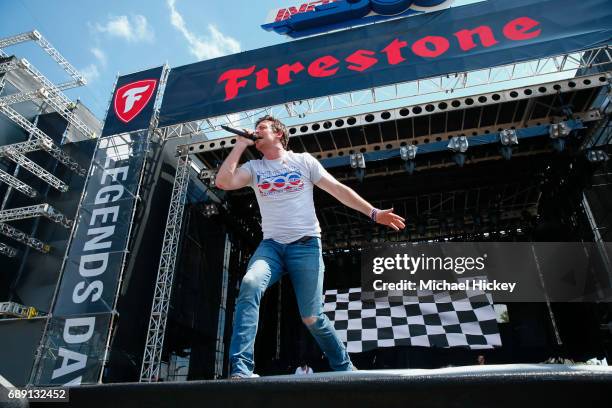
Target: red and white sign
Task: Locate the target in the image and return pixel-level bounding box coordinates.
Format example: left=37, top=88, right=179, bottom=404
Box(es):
left=113, top=79, right=157, bottom=123
left=265, top=0, right=342, bottom=23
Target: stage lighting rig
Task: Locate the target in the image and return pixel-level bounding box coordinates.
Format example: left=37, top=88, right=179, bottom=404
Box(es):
left=199, top=169, right=218, bottom=188
left=448, top=136, right=468, bottom=167
left=350, top=153, right=366, bottom=182
left=202, top=203, right=219, bottom=217
left=549, top=121, right=571, bottom=152
left=586, top=149, right=609, bottom=163
left=499, top=129, right=518, bottom=160
left=400, top=145, right=417, bottom=174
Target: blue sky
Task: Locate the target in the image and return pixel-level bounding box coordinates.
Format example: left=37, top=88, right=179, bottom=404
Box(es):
left=1, top=0, right=485, bottom=122
left=2, top=0, right=300, bottom=119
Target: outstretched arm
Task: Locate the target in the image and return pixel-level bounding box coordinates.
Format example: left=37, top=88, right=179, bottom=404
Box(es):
left=316, top=172, right=405, bottom=231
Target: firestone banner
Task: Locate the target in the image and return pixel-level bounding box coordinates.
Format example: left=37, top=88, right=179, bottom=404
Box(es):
left=158, top=0, right=612, bottom=127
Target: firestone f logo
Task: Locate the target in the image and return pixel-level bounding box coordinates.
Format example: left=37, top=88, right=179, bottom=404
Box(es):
left=113, top=79, right=157, bottom=123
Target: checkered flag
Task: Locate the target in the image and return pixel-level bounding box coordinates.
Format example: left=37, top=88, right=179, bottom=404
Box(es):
left=323, top=285, right=502, bottom=353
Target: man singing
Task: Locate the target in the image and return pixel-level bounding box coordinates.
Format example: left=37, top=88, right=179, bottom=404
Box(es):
left=216, top=115, right=405, bottom=378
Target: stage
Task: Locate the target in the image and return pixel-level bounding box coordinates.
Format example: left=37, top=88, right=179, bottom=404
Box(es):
left=25, top=364, right=612, bottom=407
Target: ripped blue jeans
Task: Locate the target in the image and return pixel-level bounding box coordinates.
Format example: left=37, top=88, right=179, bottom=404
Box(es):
left=229, top=237, right=353, bottom=377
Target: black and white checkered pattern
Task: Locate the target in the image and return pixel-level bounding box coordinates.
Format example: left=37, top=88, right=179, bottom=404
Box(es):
left=323, top=287, right=502, bottom=353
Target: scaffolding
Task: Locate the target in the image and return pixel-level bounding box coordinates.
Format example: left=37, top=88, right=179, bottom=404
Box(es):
left=0, top=29, right=92, bottom=261
left=0, top=242, right=17, bottom=258
left=0, top=30, right=85, bottom=90
left=140, top=155, right=192, bottom=382
left=0, top=58, right=95, bottom=139
left=0, top=168, right=37, bottom=197
left=0, top=204, right=72, bottom=228
left=0, top=103, right=87, bottom=176
left=3, top=148, right=69, bottom=192
left=0, top=222, right=50, bottom=253
left=0, top=301, right=40, bottom=319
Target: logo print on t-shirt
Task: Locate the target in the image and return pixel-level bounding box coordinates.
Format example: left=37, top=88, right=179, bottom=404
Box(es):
left=256, top=169, right=304, bottom=196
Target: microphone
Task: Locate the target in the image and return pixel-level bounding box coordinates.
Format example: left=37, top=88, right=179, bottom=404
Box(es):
left=221, top=125, right=260, bottom=142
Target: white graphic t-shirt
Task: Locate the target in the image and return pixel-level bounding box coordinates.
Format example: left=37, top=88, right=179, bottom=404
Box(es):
left=240, top=151, right=330, bottom=244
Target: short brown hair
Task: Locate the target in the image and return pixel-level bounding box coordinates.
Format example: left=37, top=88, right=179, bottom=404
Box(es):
left=256, top=115, right=289, bottom=149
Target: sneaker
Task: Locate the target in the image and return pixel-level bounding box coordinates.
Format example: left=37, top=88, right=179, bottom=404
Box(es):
left=230, top=373, right=260, bottom=379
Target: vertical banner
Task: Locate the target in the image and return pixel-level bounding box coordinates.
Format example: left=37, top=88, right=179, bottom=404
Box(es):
left=34, top=67, right=165, bottom=386
left=101, top=66, right=164, bottom=137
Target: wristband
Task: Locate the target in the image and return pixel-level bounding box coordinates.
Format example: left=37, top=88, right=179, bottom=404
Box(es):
left=370, top=208, right=379, bottom=222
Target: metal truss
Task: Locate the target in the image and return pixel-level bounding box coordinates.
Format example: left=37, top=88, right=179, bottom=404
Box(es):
left=0, top=242, right=17, bottom=257
left=3, top=148, right=68, bottom=192
left=180, top=72, right=610, bottom=157
left=140, top=155, right=191, bottom=382
left=1, top=59, right=96, bottom=139
left=0, top=204, right=72, bottom=228
left=0, top=104, right=86, bottom=176
left=0, top=57, right=19, bottom=73
left=214, top=234, right=231, bottom=379
left=0, top=301, right=40, bottom=318
left=0, top=30, right=85, bottom=89
left=0, top=222, right=50, bottom=253
left=0, top=168, right=37, bottom=198
left=161, top=45, right=612, bottom=141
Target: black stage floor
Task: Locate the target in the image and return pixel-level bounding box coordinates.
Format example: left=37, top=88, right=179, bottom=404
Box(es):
left=21, top=364, right=612, bottom=408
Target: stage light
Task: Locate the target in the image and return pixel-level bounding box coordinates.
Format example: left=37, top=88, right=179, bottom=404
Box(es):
left=549, top=122, right=571, bottom=152
left=448, top=136, right=468, bottom=167
left=400, top=145, right=417, bottom=160
left=400, top=145, right=417, bottom=174
left=586, top=149, right=609, bottom=163
left=350, top=153, right=366, bottom=182
left=499, top=129, right=518, bottom=160
left=500, top=129, right=518, bottom=146
left=203, top=203, right=219, bottom=217
left=448, top=136, right=468, bottom=153
left=549, top=121, right=571, bottom=138
left=199, top=169, right=218, bottom=188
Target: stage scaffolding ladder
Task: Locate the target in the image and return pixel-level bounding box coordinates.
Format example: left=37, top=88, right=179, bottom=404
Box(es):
left=0, top=204, right=72, bottom=228
left=0, top=103, right=87, bottom=176
left=0, top=242, right=17, bottom=258
left=0, top=301, right=40, bottom=319
left=140, top=155, right=191, bottom=382
left=0, top=168, right=37, bottom=198
left=0, top=222, right=50, bottom=253
left=214, top=233, right=231, bottom=379
left=0, top=58, right=96, bottom=139
left=2, top=148, right=68, bottom=192
left=0, top=30, right=85, bottom=90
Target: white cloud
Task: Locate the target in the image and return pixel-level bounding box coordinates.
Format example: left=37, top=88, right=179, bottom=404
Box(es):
left=80, top=64, right=100, bottom=83
left=167, top=0, right=240, bottom=60
left=91, top=47, right=107, bottom=67
left=95, top=15, right=154, bottom=43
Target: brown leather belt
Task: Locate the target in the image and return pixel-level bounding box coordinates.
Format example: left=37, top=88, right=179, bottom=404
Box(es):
left=291, top=236, right=317, bottom=244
